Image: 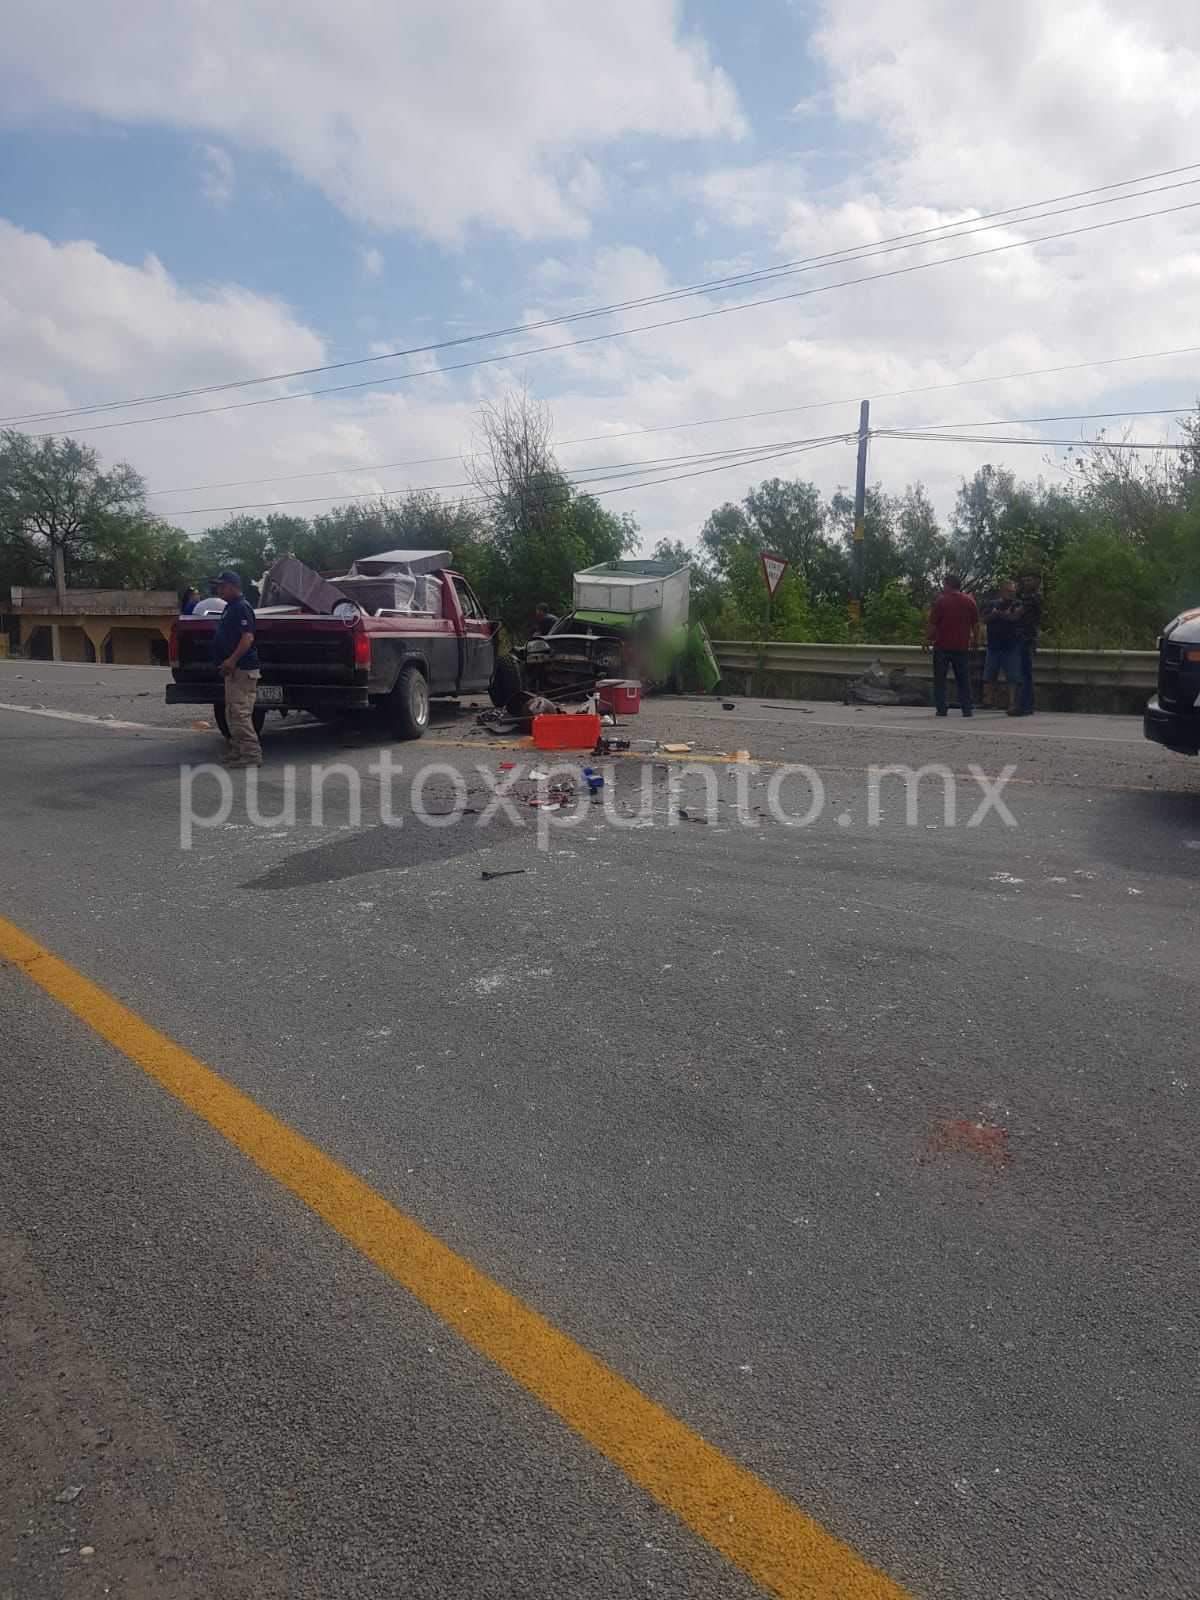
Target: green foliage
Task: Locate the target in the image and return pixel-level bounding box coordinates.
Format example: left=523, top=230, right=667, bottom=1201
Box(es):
left=896, top=482, right=949, bottom=603
left=830, top=485, right=904, bottom=597
left=1052, top=532, right=1168, bottom=648
left=0, top=429, right=185, bottom=596
left=12, top=395, right=1198, bottom=658
left=724, top=541, right=812, bottom=639
left=475, top=479, right=637, bottom=632
left=858, top=580, right=926, bottom=645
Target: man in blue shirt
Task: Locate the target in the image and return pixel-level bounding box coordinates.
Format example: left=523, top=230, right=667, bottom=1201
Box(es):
left=979, top=579, right=1024, bottom=712
left=211, top=569, right=262, bottom=767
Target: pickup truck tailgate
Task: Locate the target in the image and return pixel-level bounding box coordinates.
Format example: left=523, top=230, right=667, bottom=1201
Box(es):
left=168, top=615, right=370, bottom=712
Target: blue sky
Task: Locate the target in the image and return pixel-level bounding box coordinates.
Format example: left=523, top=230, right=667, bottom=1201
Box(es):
left=1, top=0, right=1198, bottom=544
left=1, top=2, right=835, bottom=353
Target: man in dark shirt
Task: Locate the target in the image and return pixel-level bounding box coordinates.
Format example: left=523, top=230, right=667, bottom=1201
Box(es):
left=533, top=603, right=559, bottom=636
left=211, top=569, right=262, bottom=767
left=922, top=573, right=979, bottom=717
left=980, top=579, right=1024, bottom=712
left=1014, top=570, right=1044, bottom=716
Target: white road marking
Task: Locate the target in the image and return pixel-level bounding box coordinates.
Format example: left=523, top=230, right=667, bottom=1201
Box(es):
left=0, top=702, right=190, bottom=734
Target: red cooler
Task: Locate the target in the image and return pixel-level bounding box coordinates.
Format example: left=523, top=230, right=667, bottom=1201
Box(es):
left=597, top=680, right=642, bottom=716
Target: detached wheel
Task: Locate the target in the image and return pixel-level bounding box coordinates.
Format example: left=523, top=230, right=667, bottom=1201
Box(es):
left=489, top=652, right=525, bottom=709
left=214, top=704, right=266, bottom=740
left=386, top=664, right=430, bottom=740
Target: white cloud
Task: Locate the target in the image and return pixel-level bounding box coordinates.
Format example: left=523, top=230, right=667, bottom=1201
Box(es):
left=359, top=245, right=384, bottom=279
left=0, top=219, right=328, bottom=470
left=2, top=212, right=1197, bottom=557
left=811, top=0, right=1200, bottom=203
left=198, top=144, right=234, bottom=207
left=3, top=0, right=743, bottom=244
left=5, top=0, right=1200, bottom=558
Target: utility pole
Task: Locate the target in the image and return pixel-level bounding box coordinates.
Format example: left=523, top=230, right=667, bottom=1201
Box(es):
left=848, top=399, right=870, bottom=639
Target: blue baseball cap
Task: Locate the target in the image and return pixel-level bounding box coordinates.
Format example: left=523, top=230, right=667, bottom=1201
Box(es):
left=212, top=569, right=242, bottom=587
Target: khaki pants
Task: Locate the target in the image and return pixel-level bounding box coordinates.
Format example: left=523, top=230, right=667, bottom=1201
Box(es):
left=224, top=669, right=262, bottom=763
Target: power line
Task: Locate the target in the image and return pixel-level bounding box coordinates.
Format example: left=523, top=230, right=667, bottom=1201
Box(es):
left=9, top=160, right=1200, bottom=429
left=146, top=342, right=1200, bottom=498
left=24, top=195, right=1200, bottom=440
left=880, top=430, right=1192, bottom=452
left=884, top=404, right=1195, bottom=432
left=165, top=432, right=858, bottom=518
left=165, top=400, right=1196, bottom=522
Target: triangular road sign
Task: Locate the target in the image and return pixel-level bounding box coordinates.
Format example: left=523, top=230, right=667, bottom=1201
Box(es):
left=760, top=553, right=788, bottom=600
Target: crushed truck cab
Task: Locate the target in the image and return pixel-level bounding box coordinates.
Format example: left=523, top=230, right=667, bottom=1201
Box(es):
left=516, top=558, right=720, bottom=698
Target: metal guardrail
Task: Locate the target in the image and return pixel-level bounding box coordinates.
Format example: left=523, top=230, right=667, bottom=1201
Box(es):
left=711, top=640, right=1158, bottom=690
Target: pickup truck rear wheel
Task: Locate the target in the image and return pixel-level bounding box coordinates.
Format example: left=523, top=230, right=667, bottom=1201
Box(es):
left=489, top=652, right=525, bottom=710
left=214, top=704, right=267, bottom=740
left=387, top=664, right=430, bottom=740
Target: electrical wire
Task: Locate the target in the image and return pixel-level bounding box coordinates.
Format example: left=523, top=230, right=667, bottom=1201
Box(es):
left=160, top=407, right=1200, bottom=517
left=883, top=405, right=1196, bottom=432
left=9, top=159, right=1200, bottom=428
left=22, top=195, right=1200, bottom=440
left=146, top=341, right=1200, bottom=498
left=165, top=431, right=857, bottom=517
left=880, top=430, right=1192, bottom=451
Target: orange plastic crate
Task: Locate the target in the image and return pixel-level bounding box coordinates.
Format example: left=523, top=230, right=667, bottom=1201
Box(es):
left=532, top=713, right=602, bottom=750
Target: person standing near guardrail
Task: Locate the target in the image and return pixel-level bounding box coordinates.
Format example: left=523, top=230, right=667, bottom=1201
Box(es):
left=922, top=574, right=979, bottom=717
left=1013, top=570, right=1044, bottom=717
left=212, top=569, right=262, bottom=768
left=980, top=579, right=1024, bottom=713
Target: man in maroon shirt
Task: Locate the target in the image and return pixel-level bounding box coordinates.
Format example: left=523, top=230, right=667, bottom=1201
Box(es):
left=922, top=574, right=980, bottom=717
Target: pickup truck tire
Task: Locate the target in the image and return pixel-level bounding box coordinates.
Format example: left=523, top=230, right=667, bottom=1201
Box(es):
left=214, top=704, right=267, bottom=740
left=489, top=652, right=525, bottom=710
left=386, top=663, right=430, bottom=740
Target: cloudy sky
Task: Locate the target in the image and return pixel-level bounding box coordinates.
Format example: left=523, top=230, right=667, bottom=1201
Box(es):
left=1, top=0, right=1199, bottom=549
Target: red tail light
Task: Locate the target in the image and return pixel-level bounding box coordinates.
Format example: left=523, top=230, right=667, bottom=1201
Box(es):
left=353, top=625, right=371, bottom=668
left=168, top=621, right=180, bottom=668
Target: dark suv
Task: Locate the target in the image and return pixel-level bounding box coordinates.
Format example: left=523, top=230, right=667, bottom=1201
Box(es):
left=1144, top=607, right=1200, bottom=755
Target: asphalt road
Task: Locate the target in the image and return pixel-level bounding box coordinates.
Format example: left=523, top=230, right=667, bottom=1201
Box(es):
left=2, top=670, right=1198, bottom=1600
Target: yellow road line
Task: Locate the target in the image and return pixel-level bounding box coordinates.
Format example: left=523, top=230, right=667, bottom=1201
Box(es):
left=0, top=913, right=911, bottom=1600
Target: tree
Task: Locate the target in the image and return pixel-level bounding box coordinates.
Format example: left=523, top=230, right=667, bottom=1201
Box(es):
left=743, top=478, right=835, bottom=593
left=738, top=478, right=849, bottom=603
left=194, top=516, right=278, bottom=600
left=465, top=388, right=635, bottom=631
left=948, top=464, right=1020, bottom=588
left=0, top=430, right=156, bottom=601
left=896, top=482, right=948, bottom=602
left=723, top=541, right=812, bottom=640
left=829, top=485, right=904, bottom=598
left=699, top=502, right=752, bottom=576
left=858, top=580, right=926, bottom=644
left=1050, top=532, right=1161, bottom=648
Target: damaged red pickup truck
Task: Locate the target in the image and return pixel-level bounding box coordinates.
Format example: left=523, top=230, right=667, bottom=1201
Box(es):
left=166, top=549, right=503, bottom=741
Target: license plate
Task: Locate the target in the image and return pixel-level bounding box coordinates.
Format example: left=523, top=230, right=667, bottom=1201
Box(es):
left=256, top=684, right=284, bottom=705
